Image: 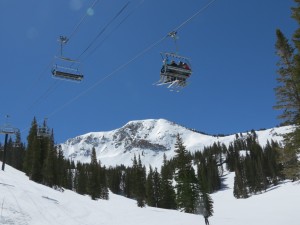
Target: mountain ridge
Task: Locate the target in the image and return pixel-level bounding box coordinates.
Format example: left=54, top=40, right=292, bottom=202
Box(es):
left=60, top=118, right=292, bottom=169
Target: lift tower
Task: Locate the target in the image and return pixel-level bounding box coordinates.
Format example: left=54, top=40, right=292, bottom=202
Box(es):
left=0, top=115, right=19, bottom=171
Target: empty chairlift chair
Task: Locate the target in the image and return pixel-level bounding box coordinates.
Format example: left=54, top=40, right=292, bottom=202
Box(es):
left=51, top=57, right=84, bottom=82
left=51, top=36, right=84, bottom=82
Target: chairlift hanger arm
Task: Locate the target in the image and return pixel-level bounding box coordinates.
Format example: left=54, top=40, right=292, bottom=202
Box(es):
left=58, top=35, right=69, bottom=57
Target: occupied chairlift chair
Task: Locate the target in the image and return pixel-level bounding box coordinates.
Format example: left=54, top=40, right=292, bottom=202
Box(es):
left=156, top=31, right=193, bottom=91
left=158, top=52, right=192, bottom=89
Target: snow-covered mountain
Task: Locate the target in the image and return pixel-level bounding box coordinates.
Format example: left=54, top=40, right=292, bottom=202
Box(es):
left=60, top=119, right=292, bottom=168
left=0, top=119, right=298, bottom=225
left=1, top=162, right=299, bottom=225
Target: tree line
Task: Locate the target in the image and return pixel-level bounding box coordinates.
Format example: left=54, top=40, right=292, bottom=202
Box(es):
left=1, top=116, right=298, bottom=207
left=1, top=120, right=216, bottom=216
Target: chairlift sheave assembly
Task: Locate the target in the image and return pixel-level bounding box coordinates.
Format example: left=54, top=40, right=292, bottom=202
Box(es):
left=156, top=31, right=193, bottom=91
left=51, top=36, right=84, bottom=82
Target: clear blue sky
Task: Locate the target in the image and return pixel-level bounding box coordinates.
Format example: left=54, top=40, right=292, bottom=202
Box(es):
left=0, top=0, right=296, bottom=143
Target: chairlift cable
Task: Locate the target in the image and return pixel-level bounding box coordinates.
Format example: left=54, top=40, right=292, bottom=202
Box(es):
left=82, top=0, right=145, bottom=62
left=171, top=0, right=217, bottom=33
left=77, top=1, right=131, bottom=60
left=28, top=80, right=61, bottom=111
left=68, top=0, right=102, bottom=42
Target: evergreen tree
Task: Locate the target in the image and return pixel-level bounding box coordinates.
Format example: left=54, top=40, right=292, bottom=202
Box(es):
left=146, top=166, right=156, bottom=206
left=99, top=164, right=109, bottom=200
left=42, top=143, right=57, bottom=187
left=275, top=1, right=300, bottom=181
left=263, top=140, right=281, bottom=184
left=145, top=166, right=161, bottom=207
left=225, top=143, right=237, bottom=172
left=30, top=136, right=42, bottom=182
left=75, top=162, right=88, bottom=195
left=56, top=146, right=69, bottom=188
left=274, top=30, right=299, bottom=123
left=107, top=166, right=123, bottom=195
left=4, top=131, right=26, bottom=171
left=199, top=189, right=214, bottom=218
left=233, top=166, right=248, bottom=198
left=42, top=130, right=57, bottom=187
left=152, top=167, right=161, bottom=207
left=66, top=160, right=75, bottom=190
left=135, top=155, right=146, bottom=207
left=23, top=117, right=38, bottom=176
left=173, top=134, right=199, bottom=213
left=160, top=153, right=177, bottom=209
left=197, top=148, right=222, bottom=193
left=123, top=167, right=133, bottom=198
left=88, top=147, right=100, bottom=200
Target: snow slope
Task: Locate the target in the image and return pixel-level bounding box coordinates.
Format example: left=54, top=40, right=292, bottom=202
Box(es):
left=1, top=163, right=299, bottom=225
left=60, top=119, right=292, bottom=169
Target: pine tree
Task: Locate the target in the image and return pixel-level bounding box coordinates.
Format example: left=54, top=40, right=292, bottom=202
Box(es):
left=42, top=130, right=57, bottom=187
left=146, top=166, right=156, bottom=206
left=23, top=117, right=38, bottom=176
left=107, top=167, right=122, bottom=194
left=233, top=157, right=248, bottom=198
left=56, top=146, right=69, bottom=188
left=99, top=164, right=109, bottom=200
left=75, top=162, right=88, bottom=195
left=30, top=134, right=43, bottom=183
left=145, top=167, right=162, bottom=207
left=42, top=143, right=57, bottom=187
left=199, top=190, right=214, bottom=218
left=263, top=140, right=281, bottom=184
left=173, top=134, right=199, bottom=213
left=136, top=155, right=146, bottom=207
left=88, top=147, right=100, bottom=200
left=65, top=160, right=75, bottom=190
left=275, top=1, right=300, bottom=181
left=152, top=168, right=161, bottom=207
left=225, top=143, right=236, bottom=172
left=275, top=30, right=299, bottom=123
left=123, top=167, right=133, bottom=198
left=160, top=153, right=177, bottom=209
left=11, top=131, right=25, bottom=171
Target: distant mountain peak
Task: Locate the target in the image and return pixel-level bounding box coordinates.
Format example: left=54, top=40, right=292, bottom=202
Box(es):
left=60, top=119, right=292, bottom=169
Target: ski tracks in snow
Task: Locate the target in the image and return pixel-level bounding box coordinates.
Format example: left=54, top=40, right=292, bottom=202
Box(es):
left=0, top=176, right=30, bottom=225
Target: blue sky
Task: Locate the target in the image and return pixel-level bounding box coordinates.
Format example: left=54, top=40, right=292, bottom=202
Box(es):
left=0, top=0, right=296, bottom=143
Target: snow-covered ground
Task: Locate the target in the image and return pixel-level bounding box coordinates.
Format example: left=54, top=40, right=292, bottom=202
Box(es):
left=1, top=163, right=299, bottom=225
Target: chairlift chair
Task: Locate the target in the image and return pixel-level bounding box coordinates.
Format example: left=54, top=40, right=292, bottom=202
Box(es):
left=52, top=57, right=84, bottom=82
left=51, top=36, right=84, bottom=82
left=0, top=126, right=19, bottom=134
left=37, top=126, right=51, bottom=138
left=157, top=52, right=192, bottom=90
left=13, top=141, right=21, bottom=148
